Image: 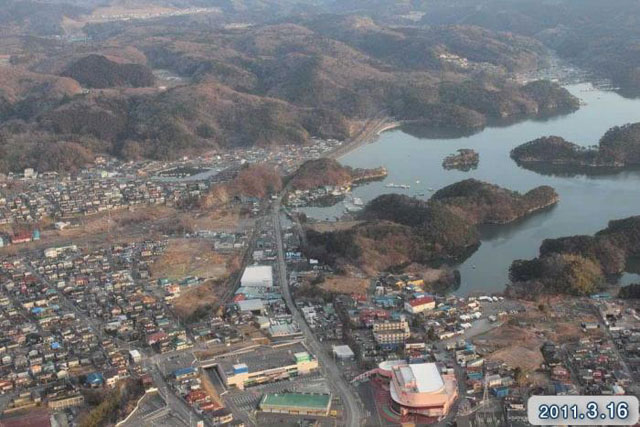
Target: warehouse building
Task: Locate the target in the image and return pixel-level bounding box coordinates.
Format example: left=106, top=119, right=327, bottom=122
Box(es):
left=213, top=343, right=319, bottom=390
left=332, top=345, right=355, bottom=361
left=237, top=298, right=266, bottom=315
left=259, top=392, right=332, bottom=416
left=240, top=265, right=273, bottom=288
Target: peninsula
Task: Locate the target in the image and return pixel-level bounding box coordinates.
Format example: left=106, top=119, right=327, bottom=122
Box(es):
left=509, top=215, right=640, bottom=297
left=304, top=180, right=559, bottom=274
left=511, top=122, right=640, bottom=172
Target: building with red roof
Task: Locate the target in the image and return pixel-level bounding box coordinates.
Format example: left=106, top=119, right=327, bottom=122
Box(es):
left=404, top=296, right=435, bottom=314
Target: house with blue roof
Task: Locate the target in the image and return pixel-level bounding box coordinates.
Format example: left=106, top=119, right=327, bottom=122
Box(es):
left=85, top=372, right=104, bottom=387
left=173, top=366, right=197, bottom=381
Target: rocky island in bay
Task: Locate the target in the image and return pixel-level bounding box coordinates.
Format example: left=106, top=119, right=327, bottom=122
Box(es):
left=442, top=148, right=479, bottom=171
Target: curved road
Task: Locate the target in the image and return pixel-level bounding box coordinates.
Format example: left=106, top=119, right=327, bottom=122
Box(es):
left=272, top=199, right=364, bottom=427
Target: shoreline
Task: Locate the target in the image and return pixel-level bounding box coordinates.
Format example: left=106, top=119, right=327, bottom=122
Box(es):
left=326, top=116, right=401, bottom=160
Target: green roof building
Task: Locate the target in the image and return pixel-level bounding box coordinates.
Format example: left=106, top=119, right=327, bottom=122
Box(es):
left=259, top=392, right=332, bottom=416
left=294, top=351, right=311, bottom=363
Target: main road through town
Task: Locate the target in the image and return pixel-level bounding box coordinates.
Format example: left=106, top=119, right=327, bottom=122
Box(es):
left=272, top=198, right=364, bottom=427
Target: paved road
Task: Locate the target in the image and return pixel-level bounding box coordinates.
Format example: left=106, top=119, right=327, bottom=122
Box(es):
left=272, top=198, right=364, bottom=427
left=145, top=359, right=210, bottom=427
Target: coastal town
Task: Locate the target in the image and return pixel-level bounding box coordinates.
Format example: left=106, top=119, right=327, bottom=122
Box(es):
left=4, top=0, right=640, bottom=425
left=0, top=136, right=638, bottom=427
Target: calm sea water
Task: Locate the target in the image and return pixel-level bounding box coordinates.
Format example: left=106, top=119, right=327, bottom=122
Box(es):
left=302, top=83, right=640, bottom=295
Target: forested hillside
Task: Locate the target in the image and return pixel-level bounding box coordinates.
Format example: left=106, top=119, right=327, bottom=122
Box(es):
left=0, top=1, right=579, bottom=172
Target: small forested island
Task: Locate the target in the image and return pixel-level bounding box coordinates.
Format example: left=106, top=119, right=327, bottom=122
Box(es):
left=509, top=215, right=640, bottom=297
left=442, top=149, right=479, bottom=171
left=304, top=179, right=558, bottom=274
left=510, top=122, right=640, bottom=172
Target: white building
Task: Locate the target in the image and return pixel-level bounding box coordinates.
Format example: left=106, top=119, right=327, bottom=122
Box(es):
left=332, top=345, right=355, bottom=361
left=237, top=299, right=266, bottom=314
left=241, top=265, right=273, bottom=288
left=129, top=349, right=142, bottom=364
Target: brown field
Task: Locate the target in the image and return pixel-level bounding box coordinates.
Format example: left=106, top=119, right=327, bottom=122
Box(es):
left=170, top=280, right=223, bottom=319
left=151, top=238, right=238, bottom=281
left=174, top=207, right=250, bottom=232
left=474, top=324, right=544, bottom=371
left=307, top=221, right=362, bottom=233
left=320, top=275, right=370, bottom=294
left=488, top=344, right=544, bottom=372
left=474, top=296, right=601, bottom=373
left=0, top=204, right=251, bottom=257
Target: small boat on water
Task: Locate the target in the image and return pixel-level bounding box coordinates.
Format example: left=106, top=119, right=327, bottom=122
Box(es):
left=428, top=188, right=435, bottom=192
left=344, top=203, right=362, bottom=213
left=353, top=197, right=364, bottom=206
left=385, top=183, right=411, bottom=189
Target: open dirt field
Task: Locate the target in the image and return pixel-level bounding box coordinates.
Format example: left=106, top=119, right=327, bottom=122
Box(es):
left=307, top=221, right=362, bottom=233
left=473, top=296, right=601, bottom=372
left=474, top=324, right=544, bottom=371
left=151, top=238, right=238, bottom=281
left=320, top=275, right=370, bottom=294
left=0, top=204, right=251, bottom=257
left=174, top=207, right=251, bottom=232
left=170, top=280, right=223, bottom=319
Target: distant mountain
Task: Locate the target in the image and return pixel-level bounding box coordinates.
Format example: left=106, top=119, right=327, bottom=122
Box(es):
left=0, top=0, right=88, bottom=35
left=0, top=10, right=578, bottom=172
left=420, top=0, right=640, bottom=95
